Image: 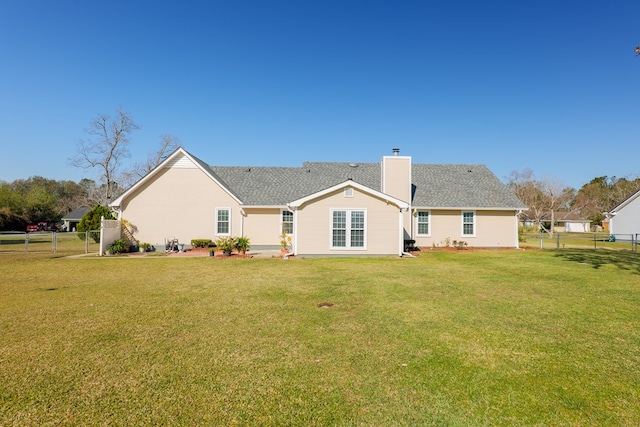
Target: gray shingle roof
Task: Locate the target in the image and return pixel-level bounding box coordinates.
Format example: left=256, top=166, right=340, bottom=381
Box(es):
left=205, top=160, right=525, bottom=209
left=62, top=206, right=91, bottom=220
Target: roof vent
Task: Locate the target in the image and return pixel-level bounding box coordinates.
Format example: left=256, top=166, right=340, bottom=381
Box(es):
left=348, top=163, right=358, bottom=168
left=392, top=148, right=400, bottom=156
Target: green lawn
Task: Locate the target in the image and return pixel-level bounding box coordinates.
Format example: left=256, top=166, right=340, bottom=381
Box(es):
left=1, top=250, right=639, bottom=426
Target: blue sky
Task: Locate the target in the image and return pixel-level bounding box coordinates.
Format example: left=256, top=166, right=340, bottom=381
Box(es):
left=1, top=0, right=638, bottom=189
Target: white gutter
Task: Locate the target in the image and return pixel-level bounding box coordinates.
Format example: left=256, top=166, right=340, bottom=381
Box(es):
left=240, top=208, right=245, bottom=237
left=398, top=208, right=404, bottom=256
left=287, top=204, right=297, bottom=257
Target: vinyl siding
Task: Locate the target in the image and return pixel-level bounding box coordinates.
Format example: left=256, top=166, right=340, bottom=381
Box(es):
left=413, top=210, right=518, bottom=248
left=119, top=166, right=241, bottom=246
left=242, top=207, right=283, bottom=246
left=296, top=187, right=400, bottom=255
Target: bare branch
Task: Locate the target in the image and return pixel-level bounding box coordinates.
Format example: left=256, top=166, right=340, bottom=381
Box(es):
left=69, top=107, right=139, bottom=203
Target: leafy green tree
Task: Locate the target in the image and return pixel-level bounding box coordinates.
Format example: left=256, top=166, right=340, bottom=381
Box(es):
left=573, top=176, right=640, bottom=226
left=77, top=205, right=115, bottom=242
left=0, top=207, right=26, bottom=231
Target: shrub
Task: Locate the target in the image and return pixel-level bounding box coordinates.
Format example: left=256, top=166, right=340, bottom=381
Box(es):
left=77, top=205, right=115, bottom=243
left=235, top=236, right=250, bottom=254
left=215, top=237, right=237, bottom=255
left=106, top=239, right=127, bottom=254
left=191, top=239, right=213, bottom=248
left=452, top=240, right=468, bottom=250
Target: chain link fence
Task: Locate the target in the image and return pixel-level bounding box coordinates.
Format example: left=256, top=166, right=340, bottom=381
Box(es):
left=521, top=232, right=638, bottom=252
left=0, top=231, right=101, bottom=254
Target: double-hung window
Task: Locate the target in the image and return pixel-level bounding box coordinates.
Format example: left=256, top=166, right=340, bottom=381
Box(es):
left=331, top=209, right=366, bottom=249
left=417, top=210, right=430, bottom=236
left=281, top=210, right=293, bottom=235
left=216, top=208, right=231, bottom=235
left=462, top=211, right=475, bottom=236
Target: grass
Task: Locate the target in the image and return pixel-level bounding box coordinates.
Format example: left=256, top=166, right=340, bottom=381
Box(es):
left=1, top=249, right=639, bottom=426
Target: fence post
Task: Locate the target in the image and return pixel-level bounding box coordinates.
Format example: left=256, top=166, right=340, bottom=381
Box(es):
left=594, top=233, right=597, bottom=250
left=85, top=231, right=89, bottom=254
left=24, top=232, right=29, bottom=253
left=539, top=233, right=543, bottom=249
left=556, top=233, right=560, bottom=249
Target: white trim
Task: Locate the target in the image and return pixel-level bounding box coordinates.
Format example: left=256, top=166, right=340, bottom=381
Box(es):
left=215, top=207, right=231, bottom=236
left=462, top=210, right=476, bottom=237
left=413, top=206, right=522, bottom=211
left=289, top=180, right=409, bottom=210
left=329, top=208, right=367, bottom=250
left=608, top=189, right=640, bottom=214
left=281, top=209, right=294, bottom=235
left=292, top=208, right=298, bottom=255
left=398, top=209, right=404, bottom=256
left=415, top=209, right=431, bottom=237
left=240, top=205, right=288, bottom=209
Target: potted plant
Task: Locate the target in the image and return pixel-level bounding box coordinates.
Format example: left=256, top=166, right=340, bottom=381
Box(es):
left=208, top=247, right=215, bottom=257
left=139, top=242, right=152, bottom=252
left=235, top=236, right=250, bottom=255
left=279, top=232, right=292, bottom=256
left=215, top=237, right=237, bottom=256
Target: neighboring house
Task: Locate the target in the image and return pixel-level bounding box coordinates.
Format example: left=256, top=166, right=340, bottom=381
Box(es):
left=550, top=211, right=591, bottom=233
left=109, top=147, right=526, bottom=256
left=519, top=211, right=591, bottom=233
left=607, top=189, right=640, bottom=238
left=554, top=212, right=591, bottom=233
left=61, top=206, right=91, bottom=232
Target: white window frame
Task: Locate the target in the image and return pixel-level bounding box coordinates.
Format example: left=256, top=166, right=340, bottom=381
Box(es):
left=330, top=208, right=367, bottom=250
left=216, top=208, right=231, bottom=236
left=462, top=210, right=475, bottom=237
left=416, top=210, right=431, bottom=236
left=281, top=210, right=294, bottom=235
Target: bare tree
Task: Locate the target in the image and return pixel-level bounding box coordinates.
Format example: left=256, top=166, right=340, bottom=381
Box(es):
left=141, top=134, right=181, bottom=176
left=508, top=169, right=573, bottom=236
left=119, top=135, right=181, bottom=189
left=69, top=107, right=139, bottom=203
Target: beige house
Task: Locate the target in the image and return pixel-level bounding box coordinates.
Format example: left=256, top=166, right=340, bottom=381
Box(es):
left=110, top=147, right=526, bottom=256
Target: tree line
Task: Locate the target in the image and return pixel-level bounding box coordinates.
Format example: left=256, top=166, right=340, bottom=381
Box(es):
left=2, top=107, right=639, bottom=232
left=1, top=107, right=179, bottom=231
left=508, top=169, right=640, bottom=233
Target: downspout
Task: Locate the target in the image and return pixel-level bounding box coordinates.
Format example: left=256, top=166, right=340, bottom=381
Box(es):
left=240, top=208, right=245, bottom=237
left=399, top=207, right=415, bottom=257
left=515, top=209, right=523, bottom=249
